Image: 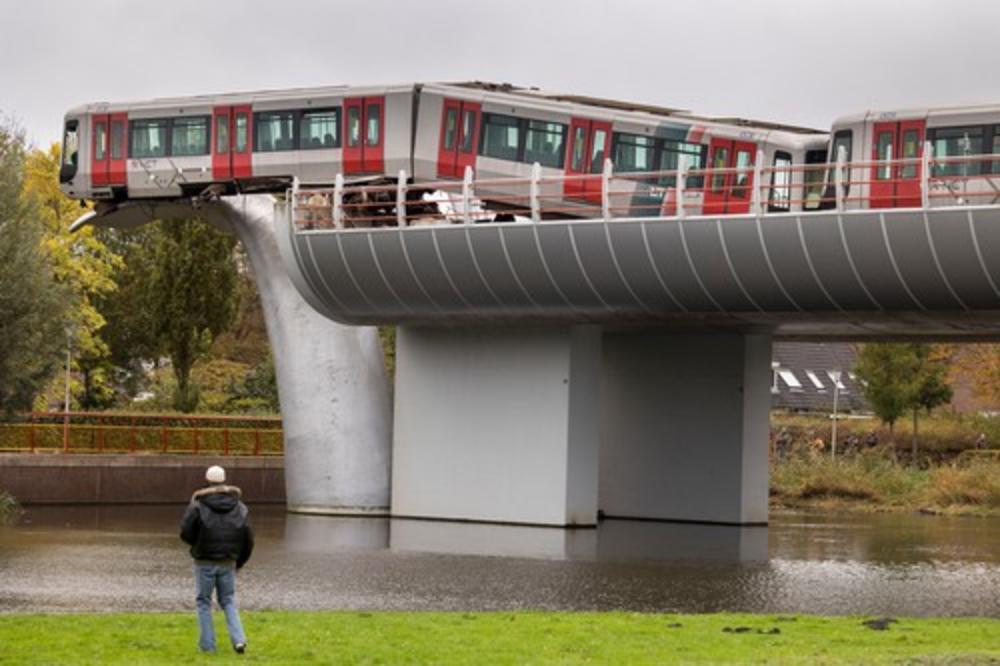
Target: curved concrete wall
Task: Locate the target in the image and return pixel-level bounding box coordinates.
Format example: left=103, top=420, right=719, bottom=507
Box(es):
left=78, top=196, right=393, bottom=515
left=278, top=205, right=1000, bottom=337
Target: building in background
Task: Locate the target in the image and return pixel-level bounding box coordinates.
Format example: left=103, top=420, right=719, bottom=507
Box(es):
left=771, top=342, right=869, bottom=413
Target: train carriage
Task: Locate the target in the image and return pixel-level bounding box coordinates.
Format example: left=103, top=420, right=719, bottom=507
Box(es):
left=60, top=81, right=829, bottom=218
left=829, top=103, right=1000, bottom=211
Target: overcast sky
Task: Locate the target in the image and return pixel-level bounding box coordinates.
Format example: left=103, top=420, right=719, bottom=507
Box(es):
left=3, top=0, right=999, bottom=147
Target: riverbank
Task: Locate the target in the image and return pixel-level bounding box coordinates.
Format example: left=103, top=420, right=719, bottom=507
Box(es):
left=0, top=611, right=996, bottom=664
left=769, top=411, right=1000, bottom=516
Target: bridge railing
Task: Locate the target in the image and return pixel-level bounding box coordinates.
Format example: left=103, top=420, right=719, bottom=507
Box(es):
left=290, top=146, right=1000, bottom=231
left=0, top=411, right=283, bottom=456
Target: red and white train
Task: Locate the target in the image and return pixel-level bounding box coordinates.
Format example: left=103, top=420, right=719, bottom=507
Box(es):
left=59, top=81, right=834, bottom=217
left=829, top=104, right=1000, bottom=210
left=65, top=83, right=1000, bottom=217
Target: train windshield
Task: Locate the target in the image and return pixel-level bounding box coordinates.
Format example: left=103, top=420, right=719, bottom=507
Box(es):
left=59, top=119, right=79, bottom=183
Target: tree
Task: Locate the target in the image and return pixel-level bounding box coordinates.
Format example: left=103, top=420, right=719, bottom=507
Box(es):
left=854, top=342, right=952, bottom=458
left=0, top=119, right=72, bottom=412
left=910, top=345, right=953, bottom=458
left=149, top=219, right=239, bottom=412
left=21, top=144, right=122, bottom=409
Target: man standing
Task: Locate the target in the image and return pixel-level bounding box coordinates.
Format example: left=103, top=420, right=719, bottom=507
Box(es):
left=180, top=465, right=254, bottom=654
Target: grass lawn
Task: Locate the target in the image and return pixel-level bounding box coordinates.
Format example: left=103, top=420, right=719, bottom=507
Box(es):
left=0, top=611, right=997, bottom=664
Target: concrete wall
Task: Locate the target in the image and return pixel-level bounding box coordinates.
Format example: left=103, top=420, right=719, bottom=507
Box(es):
left=392, top=325, right=601, bottom=526
left=600, top=332, right=772, bottom=525
left=0, top=454, right=285, bottom=504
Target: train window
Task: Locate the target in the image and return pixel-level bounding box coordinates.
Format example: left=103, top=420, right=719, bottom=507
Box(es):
left=658, top=140, right=704, bottom=188
left=992, top=132, right=1000, bottom=174
left=825, top=130, right=852, bottom=197
left=769, top=151, right=792, bottom=212
left=347, top=106, right=361, bottom=147
left=875, top=131, right=894, bottom=180
left=301, top=109, right=340, bottom=149
left=732, top=148, right=752, bottom=198
left=930, top=126, right=983, bottom=177
left=171, top=117, right=210, bottom=157
left=589, top=129, right=608, bottom=173
left=523, top=120, right=566, bottom=168
left=803, top=149, right=827, bottom=209
left=711, top=146, right=729, bottom=192
left=443, top=108, right=458, bottom=151
left=613, top=133, right=655, bottom=172
left=235, top=113, right=248, bottom=153
left=900, top=129, right=920, bottom=178
left=366, top=103, right=381, bottom=147
left=571, top=126, right=587, bottom=171
left=480, top=113, right=521, bottom=162
left=216, top=116, right=229, bottom=154
left=130, top=119, right=168, bottom=158
left=62, top=120, right=79, bottom=168
left=255, top=111, right=296, bottom=152
left=460, top=109, right=477, bottom=153
left=110, top=121, right=124, bottom=160
left=94, top=122, right=107, bottom=161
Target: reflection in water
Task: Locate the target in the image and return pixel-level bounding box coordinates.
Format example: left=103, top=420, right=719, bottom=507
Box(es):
left=1, top=506, right=998, bottom=616
left=389, top=519, right=768, bottom=563
left=284, top=514, right=389, bottom=553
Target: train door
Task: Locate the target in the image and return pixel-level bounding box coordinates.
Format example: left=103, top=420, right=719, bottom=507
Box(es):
left=90, top=113, right=128, bottom=188
left=344, top=96, right=385, bottom=175
left=704, top=138, right=756, bottom=214
left=212, top=105, right=252, bottom=181
left=437, top=99, right=481, bottom=178
left=870, top=120, right=925, bottom=208
left=564, top=117, right=612, bottom=204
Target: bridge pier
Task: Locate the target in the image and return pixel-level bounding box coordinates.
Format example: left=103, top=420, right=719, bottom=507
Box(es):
left=391, top=326, right=771, bottom=527
left=392, top=325, right=602, bottom=526
left=600, top=332, right=772, bottom=525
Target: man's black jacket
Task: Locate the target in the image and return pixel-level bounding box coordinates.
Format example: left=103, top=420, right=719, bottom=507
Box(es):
left=180, top=484, right=254, bottom=569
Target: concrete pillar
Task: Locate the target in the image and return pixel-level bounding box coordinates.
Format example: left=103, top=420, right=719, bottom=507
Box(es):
left=212, top=197, right=393, bottom=515
left=391, top=325, right=601, bottom=526
left=600, top=332, right=772, bottom=525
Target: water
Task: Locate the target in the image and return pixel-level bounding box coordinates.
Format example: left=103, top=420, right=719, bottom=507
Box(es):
left=1, top=506, right=997, bottom=617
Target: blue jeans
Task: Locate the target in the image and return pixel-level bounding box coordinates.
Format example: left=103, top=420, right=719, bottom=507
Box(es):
left=194, top=563, right=246, bottom=652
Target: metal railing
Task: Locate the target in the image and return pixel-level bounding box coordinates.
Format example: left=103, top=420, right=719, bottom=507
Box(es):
left=0, top=411, right=283, bottom=456
left=290, top=144, right=1000, bottom=231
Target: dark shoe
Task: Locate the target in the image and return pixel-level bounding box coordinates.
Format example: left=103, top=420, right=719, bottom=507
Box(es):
left=234, top=642, right=246, bottom=654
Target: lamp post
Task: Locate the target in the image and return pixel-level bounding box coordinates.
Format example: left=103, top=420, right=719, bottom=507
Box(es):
left=830, top=370, right=841, bottom=460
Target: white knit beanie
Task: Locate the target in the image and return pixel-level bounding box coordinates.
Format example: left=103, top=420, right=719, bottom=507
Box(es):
left=205, top=465, right=226, bottom=484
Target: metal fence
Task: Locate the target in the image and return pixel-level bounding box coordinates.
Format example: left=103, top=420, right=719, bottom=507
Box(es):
left=290, top=145, right=1000, bottom=231
left=0, top=411, right=283, bottom=456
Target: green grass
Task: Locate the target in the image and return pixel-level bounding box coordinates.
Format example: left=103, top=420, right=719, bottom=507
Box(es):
left=0, top=612, right=997, bottom=665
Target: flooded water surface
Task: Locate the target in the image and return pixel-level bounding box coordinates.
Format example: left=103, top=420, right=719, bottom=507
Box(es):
left=1, top=506, right=997, bottom=617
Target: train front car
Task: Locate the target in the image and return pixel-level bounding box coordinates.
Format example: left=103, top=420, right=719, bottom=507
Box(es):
left=57, top=84, right=418, bottom=208
left=58, top=108, right=87, bottom=200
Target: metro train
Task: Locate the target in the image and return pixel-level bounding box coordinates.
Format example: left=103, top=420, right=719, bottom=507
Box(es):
left=828, top=104, right=1000, bottom=210
left=58, top=81, right=830, bottom=217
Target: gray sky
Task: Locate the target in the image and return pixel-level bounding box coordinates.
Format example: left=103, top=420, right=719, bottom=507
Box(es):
left=3, top=0, right=1000, bottom=147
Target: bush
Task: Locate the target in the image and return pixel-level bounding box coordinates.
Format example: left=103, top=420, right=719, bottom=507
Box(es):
left=0, top=490, right=22, bottom=525
left=925, top=461, right=1000, bottom=509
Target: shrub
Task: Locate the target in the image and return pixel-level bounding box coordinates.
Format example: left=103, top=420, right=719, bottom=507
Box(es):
left=0, top=490, right=22, bottom=525
left=925, top=461, right=1000, bottom=508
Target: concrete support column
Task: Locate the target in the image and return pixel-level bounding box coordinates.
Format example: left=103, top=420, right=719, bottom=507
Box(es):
left=391, top=326, right=601, bottom=526
left=600, top=332, right=772, bottom=525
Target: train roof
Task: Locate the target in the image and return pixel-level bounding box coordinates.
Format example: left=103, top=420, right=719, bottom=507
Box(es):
left=65, top=81, right=826, bottom=139
left=831, top=101, right=1000, bottom=128
left=451, top=81, right=826, bottom=135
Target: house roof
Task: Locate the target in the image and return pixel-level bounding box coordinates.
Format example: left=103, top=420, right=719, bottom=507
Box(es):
left=771, top=342, right=869, bottom=412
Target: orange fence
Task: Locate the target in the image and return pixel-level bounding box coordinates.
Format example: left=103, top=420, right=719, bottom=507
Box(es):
left=0, top=411, right=283, bottom=456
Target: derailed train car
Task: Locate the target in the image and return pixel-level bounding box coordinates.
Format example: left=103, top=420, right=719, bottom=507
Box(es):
left=59, top=81, right=828, bottom=217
